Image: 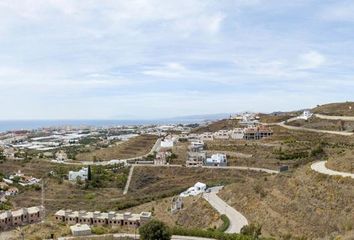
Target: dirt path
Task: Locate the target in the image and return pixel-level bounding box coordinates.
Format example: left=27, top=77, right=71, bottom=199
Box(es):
left=123, top=165, right=135, bottom=195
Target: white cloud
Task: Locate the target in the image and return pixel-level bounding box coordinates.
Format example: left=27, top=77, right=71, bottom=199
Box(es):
left=319, top=2, right=354, bottom=22
left=298, top=51, right=326, bottom=70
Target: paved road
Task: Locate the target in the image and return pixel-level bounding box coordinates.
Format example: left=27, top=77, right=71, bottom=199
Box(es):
left=311, top=161, right=354, bottom=179
left=203, top=187, right=248, bottom=233
left=202, top=165, right=278, bottom=174
left=314, top=114, right=354, bottom=121
left=277, top=121, right=354, bottom=136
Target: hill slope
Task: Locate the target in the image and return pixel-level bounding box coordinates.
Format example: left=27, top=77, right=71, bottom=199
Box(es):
left=312, top=102, right=354, bottom=116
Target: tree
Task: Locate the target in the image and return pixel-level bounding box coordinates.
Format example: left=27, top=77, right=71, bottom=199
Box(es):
left=139, top=220, right=171, bottom=240
left=87, top=165, right=92, bottom=181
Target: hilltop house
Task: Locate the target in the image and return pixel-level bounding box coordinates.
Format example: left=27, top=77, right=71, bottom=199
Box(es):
left=298, top=110, right=313, bottom=120
left=0, top=206, right=44, bottom=231
left=55, top=210, right=151, bottom=228
left=205, top=153, right=227, bottom=167
left=180, top=182, right=207, bottom=197
left=68, top=167, right=88, bottom=181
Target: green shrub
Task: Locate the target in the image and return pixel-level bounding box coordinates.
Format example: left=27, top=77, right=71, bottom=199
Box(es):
left=139, top=220, right=171, bottom=240
left=218, top=214, right=230, bottom=232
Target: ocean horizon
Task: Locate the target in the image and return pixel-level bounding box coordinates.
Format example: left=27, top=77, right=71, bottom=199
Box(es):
left=0, top=118, right=205, bottom=133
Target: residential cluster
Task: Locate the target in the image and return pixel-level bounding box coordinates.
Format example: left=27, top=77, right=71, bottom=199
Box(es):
left=55, top=209, right=151, bottom=228
left=0, top=206, right=44, bottom=231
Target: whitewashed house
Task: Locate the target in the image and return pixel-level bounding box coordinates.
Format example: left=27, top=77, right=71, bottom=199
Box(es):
left=298, top=110, right=313, bottom=120
left=69, top=167, right=88, bottom=181
left=205, top=153, right=227, bottom=167
left=180, top=182, right=207, bottom=197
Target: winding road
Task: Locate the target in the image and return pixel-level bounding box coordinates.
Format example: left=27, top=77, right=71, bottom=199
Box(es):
left=276, top=120, right=354, bottom=136
left=311, top=161, right=354, bottom=179
left=203, top=186, right=248, bottom=233
left=314, top=114, right=354, bottom=121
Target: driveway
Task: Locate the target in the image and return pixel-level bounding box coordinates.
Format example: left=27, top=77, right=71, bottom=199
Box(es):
left=203, top=187, right=248, bottom=233
left=311, top=161, right=354, bottom=179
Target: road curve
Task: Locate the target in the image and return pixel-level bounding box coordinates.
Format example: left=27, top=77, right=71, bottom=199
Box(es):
left=203, top=187, right=248, bottom=233
left=314, top=114, right=354, bottom=121
left=277, top=121, right=354, bottom=136
left=311, top=161, right=354, bottom=179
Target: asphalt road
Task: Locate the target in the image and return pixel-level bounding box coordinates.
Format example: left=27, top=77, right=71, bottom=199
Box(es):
left=311, top=161, right=354, bottom=179
left=203, top=187, right=248, bottom=233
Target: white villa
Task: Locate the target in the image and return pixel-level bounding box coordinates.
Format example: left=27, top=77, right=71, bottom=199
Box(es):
left=205, top=153, right=227, bottom=167
left=180, top=182, right=207, bottom=197
left=68, top=167, right=88, bottom=181
left=298, top=110, right=313, bottom=120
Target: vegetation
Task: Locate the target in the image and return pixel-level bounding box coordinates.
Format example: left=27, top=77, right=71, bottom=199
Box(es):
left=218, top=214, right=231, bottom=232
left=139, top=220, right=171, bottom=240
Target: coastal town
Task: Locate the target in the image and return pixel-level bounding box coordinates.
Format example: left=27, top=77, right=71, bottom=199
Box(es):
left=1, top=102, right=354, bottom=240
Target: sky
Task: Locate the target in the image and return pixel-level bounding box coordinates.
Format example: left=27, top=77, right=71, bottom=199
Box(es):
left=0, top=0, right=354, bottom=120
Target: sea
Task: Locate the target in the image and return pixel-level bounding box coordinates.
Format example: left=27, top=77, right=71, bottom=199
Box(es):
left=0, top=119, right=204, bottom=133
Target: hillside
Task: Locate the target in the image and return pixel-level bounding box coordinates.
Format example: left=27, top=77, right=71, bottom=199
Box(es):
left=312, top=102, right=354, bottom=116
left=219, top=165, right=354, bottom=239
left=191, top=119, right=240, bottom=133
left=75, top=134, right=158, bottom=161
left=286, top=116, right=354, bottom=132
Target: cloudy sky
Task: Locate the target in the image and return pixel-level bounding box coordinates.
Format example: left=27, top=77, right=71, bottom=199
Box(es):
left=0, top=0, right=354, bottom=120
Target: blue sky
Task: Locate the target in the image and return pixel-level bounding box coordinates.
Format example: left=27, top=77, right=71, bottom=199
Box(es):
left=0, top=0, right=354, bottom=119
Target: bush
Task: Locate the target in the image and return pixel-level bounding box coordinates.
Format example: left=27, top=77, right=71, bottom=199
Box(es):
left=139, top=220, right=171, bottom=240
left=218, top=214, right=230, bottom=232
left=241, top=223, right=262, bottom=239
left=91, top=226, right=109, bottom=235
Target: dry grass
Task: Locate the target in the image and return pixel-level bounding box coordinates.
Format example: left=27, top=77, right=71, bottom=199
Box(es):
left=219, top=165, right=354, bottom=239
left=75, top=135, right=158, bottom=161
left=312, top=102, right=354, bottom=116
left=170, top=141, right=188, bottom=165
left=128, top=196, right=222, bottom=229
left=259, top=113, right=298, bottom=123
left=327, top=150, right=354, bottom=173
left=129, top=166, right=269, bottom=197
left=191, top=119, right=240, bottom=133
left=286, top=117, right=354, bottom=132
